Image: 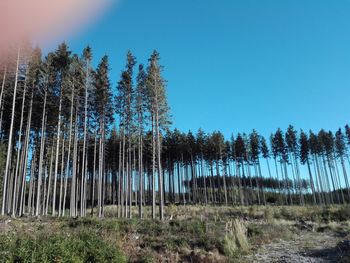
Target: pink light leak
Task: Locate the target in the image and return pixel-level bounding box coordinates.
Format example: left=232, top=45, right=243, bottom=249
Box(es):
left=0, top=0, right=113, bottom=56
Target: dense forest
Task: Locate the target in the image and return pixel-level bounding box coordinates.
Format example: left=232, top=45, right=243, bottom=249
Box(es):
left=1, top=43, right=350, bottom=220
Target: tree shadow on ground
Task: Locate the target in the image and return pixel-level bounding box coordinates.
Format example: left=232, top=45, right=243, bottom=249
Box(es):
left=305, top=240, right=350, bottom=262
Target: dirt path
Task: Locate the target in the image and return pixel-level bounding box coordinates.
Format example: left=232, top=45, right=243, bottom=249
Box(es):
left=245, top=229, right=350, bottom=263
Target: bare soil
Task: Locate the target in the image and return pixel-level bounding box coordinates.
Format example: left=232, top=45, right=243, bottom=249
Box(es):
left=246, top=227, right=350, bottom=263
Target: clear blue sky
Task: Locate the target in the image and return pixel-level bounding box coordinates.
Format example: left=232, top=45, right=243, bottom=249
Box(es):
left=47, top=0, right=350, bottom=138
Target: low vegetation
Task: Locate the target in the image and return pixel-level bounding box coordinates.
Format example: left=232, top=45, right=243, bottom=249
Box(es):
left=0, top=219, right=126, bottom=263
left=0, top=205, right=349, bottom=262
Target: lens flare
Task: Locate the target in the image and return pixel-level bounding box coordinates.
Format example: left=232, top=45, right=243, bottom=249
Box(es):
left=0, top=0, right=112, bottom=55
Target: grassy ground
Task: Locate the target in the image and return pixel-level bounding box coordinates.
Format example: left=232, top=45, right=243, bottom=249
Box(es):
left=0, top=205, right=349, bottom=262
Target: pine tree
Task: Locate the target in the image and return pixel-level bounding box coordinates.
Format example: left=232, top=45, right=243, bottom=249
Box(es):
left=309, top=131, right=327, bottom=204
left=260, top=136, right=274, bottom=195
left=286, top=125, right=304, bottom=205
left=196, top=129, right=208, bottom=205
left=250, top=130, right=266, bottom=205
left=146, top=51, right=170, bottom=220
left=94, top=55, right=113, bottom=217
left=116, top=51, right=136, bottom=218
left=299, top=130, right=317, bottom=204
left=335, top=129, right=350, bottom=201
left=51, top=43, right=71, bottom=216
left=273, top=129, right=292, bottom=205
left=80, top=46, right=93, bottom=217
left=318, top=130, right=340, bottom=203
left=1, top=47, right=21, bottom=215
left=234, top=134, right=246, bottom=205
left=135, top=64, right=147, bottom=218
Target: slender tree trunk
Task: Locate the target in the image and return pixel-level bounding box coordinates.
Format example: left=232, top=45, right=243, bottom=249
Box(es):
left=306, top=159, right=317, bottom=205
left=70, top=112, right=78, bottom=217
left=128, top=138, right=132, bottom=219
left=314, top=155, right=326, bottom=205
left=201, top=154, right=208, bottom=205
left=45, top=146, right=55, bottom=216
left=52, top=90, right=63, bottom=216
left=0, top=66, right=7, bottom=141
left=236, top=161, right=244, bottom=205
left=2, top=49, right=20, bottom=215
left=333, top=158, right=345, bottom=204
left=257, top=161, right=266, bottom=205
left=81, top=74, right=89, bottom=216
left=62, top=91, right=74, bottom=217
left=121, top=126, right=126, bottom=218
left=138, top=128, right=143, bottom=218
left=220, top=154, right=228, bottom=205
left=42, top=159, right=48, bottom=214
left=28, top=150, right=36, bottom=215
left=91, top=130, right=97, bottom=216
left=35, top=90, right=47, bottom=216
left=58, top=138, right=65, bottom=216
left=98, top=120, right=105, bottom=218
left=0, top=66, right=7, bottom=120
left=12, top=78, right=28, bottom=216
left=151, top=115, right=156, bottom=219
left=340, top=156, right=350, bottom=200
left=117, top=131, right=122, bottom=217
left=326, top=155, right=339, bottom=203
left=321, top=155, right=334, bottom=204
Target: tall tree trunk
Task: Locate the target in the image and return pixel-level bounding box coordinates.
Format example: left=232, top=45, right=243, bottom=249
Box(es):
left=52, top=90, right=63, bottom=216
left=313, top=155, right=325, bottom=205
left=12, top=78, right=28, bottom=216
left=28, top=150, right=36, bottom=215
left=201, top=154, right=208, bottom=205
left=45, top=146, right=55, bottom=216
left=0, top=66, right=7, bottom=121
left=138, top=127, right=143, bottom=218
left=91, top=130, right=97, bottom=216
left=117, top=131, right=122, bottom=217
left=98, top=120, right=104, bottom=218
left=257, top=161, right=266, bottom=205
left=306, top=159, right=317, bottom=205
left=58, top=138, right=65, bottom=216
left=321, top=155, right=334, bottom=204
left=2, top=49, right=20, bottom=215
left=220, top=154, right=228, bottom=205
left=128, top=138, right=132, bottom=219
left=35, top=90, right=47, bottom=216
left=81, top=74, right=89, bottom=217
left=340, top=156, right=350, bottom=200
left=70, top=112, right=78, bottom=217
left=0, top=66, right=7, bottom=141
left=151, top=115, right=156, bottom=219
left=62, top=90, right=74, bottom=217
left=121, top=126, right=126, bottom=218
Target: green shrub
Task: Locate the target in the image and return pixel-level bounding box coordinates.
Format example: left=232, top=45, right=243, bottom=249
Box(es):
left=167, top=204, right=178, bottom=216
left=247, top=224, right=263, bottom=238
left=247, top=223, right=293, bottom=245
left=280, top=206, right=293, bottom=220
left=320, top=206, right=350, bottom=222
left=335, top=206, right=350, bottom=221
left=0, top=230, right=126, bottom=263
left=248, top=206, right=257, bottom=218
